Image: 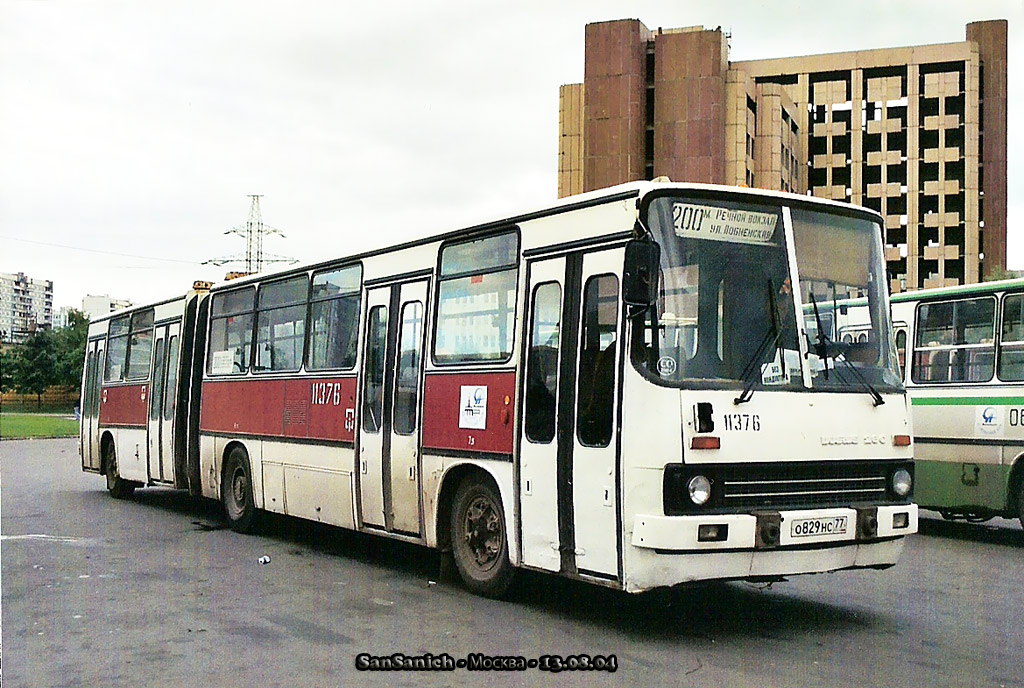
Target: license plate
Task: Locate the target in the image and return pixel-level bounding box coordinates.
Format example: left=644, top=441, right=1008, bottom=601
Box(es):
left=790, top=515, right=849, bottom=538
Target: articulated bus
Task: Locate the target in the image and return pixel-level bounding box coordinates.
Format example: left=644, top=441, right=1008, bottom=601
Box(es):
left=869, top=278, right=1024, bottom=530
left=80, top=181, right=917, bottom=597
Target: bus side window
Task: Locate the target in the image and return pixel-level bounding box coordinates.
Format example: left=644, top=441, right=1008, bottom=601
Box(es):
left=362, top=305, right=388, bottom=433
left=308, top=264, right=362, bottom=371
left=83, top=350, right=95, bottom=415
left=912, top=297, right=995, bottom=384
left=577, top=274, right=619, bottom=447
left=164, top=336, right=179, bottom=421
left=150, top=338, right=166, bottom=420
left=126, top=309, right=155, bottom=381
left=525, top=282, right=561, bottom=444
left=207, top=288, right=256, bottom=375
left=895, top=328, right=907, bottom=376
left=254, top=275, right=308, bottom=373
left=999, top=293, right=1024, bottom=381
left=434, top=231, right=519, bottom=364
left=105, top=315, right=130, bottom=382
left=393, top=301, right=423, bottom=435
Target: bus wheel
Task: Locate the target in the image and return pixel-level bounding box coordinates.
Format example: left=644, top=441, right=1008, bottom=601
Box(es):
left=104, top=443, right=135, bottom=499
left=450, top=476, right=514, bottom=598
left=222, top=447, right=256, bottom=533
left=1017, top=480, right=1024, bottom=531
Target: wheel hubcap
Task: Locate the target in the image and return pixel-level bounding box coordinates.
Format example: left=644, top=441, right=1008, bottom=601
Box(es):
left=462, top=496, right=501, bottom=570
left=227, top=466, right=247, bottom=517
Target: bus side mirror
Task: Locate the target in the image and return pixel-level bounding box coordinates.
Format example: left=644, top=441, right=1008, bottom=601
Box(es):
left=623, top=239, right=661, bottom=307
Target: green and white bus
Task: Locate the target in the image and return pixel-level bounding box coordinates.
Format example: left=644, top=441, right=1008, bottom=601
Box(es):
left=876, top=278, right=1024, bottom=529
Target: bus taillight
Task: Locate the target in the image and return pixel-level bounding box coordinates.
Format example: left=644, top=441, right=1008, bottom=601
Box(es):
left=690, top=436, right=721, bottom=450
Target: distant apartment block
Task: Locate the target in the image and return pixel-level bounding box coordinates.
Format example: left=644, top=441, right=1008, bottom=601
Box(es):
left=0, top=271, right=54, bottom=343
left=558, top=19, right=1007, bottom=291
left=81, top=294, right=133, bottom=321
left=52, top=306, right=73, bottom=330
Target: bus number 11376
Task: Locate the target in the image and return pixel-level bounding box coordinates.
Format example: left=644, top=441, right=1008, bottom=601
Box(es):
left=723, top=413, right=761, bottom=432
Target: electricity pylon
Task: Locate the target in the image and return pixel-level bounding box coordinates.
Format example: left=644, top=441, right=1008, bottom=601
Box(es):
left=205, top=195, right=297, bottom=273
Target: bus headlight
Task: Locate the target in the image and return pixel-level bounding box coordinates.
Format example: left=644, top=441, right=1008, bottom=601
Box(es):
left=688, top=475, right=712, bottom=506
left=891, top=468, right=912, bottom=497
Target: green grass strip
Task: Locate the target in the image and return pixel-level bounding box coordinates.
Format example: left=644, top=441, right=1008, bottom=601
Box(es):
left=0, top=413, right=80, bottom=439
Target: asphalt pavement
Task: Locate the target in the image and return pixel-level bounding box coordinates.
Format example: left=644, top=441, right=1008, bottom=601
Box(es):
left=2, top=438, right=1022, bottom=688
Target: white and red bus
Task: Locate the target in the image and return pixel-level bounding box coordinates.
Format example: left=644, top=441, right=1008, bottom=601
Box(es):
left=81, top=181, right=917, bottom=596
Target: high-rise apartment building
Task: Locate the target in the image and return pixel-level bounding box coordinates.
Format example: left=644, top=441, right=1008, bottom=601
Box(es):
left=558, top=19, right=1007, bottom=291
left=0, top=271, right=54, bottom=343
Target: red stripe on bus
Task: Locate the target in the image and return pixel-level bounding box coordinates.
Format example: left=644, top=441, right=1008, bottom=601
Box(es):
left=306, top=378, right=357, bottom=442
left=99, top=384, right=149, bottom=427
left=200, top=377, right=357, bottom=442
left=421, top=371, right=516, bottom=456
left=201, top=380, right=285, bottom=435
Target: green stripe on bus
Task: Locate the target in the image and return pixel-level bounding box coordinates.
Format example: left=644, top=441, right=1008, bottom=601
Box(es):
left=911, top=396, right=1024, bottom=406
left=890, top=277, right=1024, bottom=303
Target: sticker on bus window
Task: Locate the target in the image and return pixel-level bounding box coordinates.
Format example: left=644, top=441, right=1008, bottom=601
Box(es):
left=274, top=322, right=296, bottom=338
left=211, top=350, right=235, bottom=375
left=656, top=356, right=677, bottom=377
left=760, top=351, right=791, bottom=386
left=459, top=385, right=487, bottom=430
left=672, top=203, right=778, bottom=246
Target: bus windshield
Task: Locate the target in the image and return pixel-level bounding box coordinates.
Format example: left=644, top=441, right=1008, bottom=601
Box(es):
left=632, top=194, right=902, bottom=394
left=791, top=206, right=902, bottom=392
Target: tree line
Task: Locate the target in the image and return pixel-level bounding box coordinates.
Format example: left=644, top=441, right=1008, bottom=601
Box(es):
left=0, top=310, right=88, bottom=409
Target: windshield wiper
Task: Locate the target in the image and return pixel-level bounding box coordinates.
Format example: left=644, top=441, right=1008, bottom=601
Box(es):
left=734, top=279, right=785, bottom=405
left=809, top=292, right=831, bottom=380
left=807, top=293, right=884, bottom=407
left=834, top=356, right=885, bottom=406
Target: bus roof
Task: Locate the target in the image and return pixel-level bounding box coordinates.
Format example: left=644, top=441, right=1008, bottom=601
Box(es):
left=88, top=180, right=885, bottom=313
left=203, top=180, right=882, bottom=294
left=890, top=276, right=1024, bottom=304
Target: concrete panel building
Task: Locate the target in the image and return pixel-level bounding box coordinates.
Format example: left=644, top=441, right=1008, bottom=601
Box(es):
left=81, top=294, right=133, bottom=321
left=0, top=272, right=54, bottom=343
left=558, top=19, right=1008, bottom=291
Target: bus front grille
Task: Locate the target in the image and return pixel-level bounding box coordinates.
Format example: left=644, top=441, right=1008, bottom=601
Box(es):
left=663, top=460, right=913, bottom=514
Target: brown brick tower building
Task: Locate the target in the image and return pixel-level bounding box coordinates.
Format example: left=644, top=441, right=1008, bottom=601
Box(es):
left=558, top=19, right=1008, bottom=290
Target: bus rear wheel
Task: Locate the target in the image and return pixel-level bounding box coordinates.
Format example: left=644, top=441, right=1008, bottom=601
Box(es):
left=450, top=476, right=514, bottom=598
left=104, top=442, right=135, bottom=499
left=222, top=447, right=256, bottom=533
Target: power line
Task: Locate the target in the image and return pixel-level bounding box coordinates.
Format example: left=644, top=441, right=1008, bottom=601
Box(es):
left=0, top=234, right=204, bottom=265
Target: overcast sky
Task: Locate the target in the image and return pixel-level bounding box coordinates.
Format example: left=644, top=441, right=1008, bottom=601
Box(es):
left=1, top=0, right=1021, bottom=311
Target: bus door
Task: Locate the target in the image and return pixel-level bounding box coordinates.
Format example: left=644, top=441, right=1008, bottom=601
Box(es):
left=519, top=248, right=622, bottom=580
left=147, top=322, right=180, bottom=484
left=81, top=339, right=104, bottom=471
left=358, top=280, right=428, bottom=535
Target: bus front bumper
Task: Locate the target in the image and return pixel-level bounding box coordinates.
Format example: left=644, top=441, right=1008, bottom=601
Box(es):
left=624, top=505, right=917, bottom=592
left=632, top=505, right=918, bottom=552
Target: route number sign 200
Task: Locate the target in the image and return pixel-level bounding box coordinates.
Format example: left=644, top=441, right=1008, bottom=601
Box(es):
left=673, top=205, right=708, bottom=233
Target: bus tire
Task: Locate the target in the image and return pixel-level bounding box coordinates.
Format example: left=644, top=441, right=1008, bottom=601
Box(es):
left=1017, top=479, right=1024, bottom=532
left=103, top=441, right=135, bottom=499
left=450, top=476, right=514, bottom=598
left=222, top=447, right=256, bottom=533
